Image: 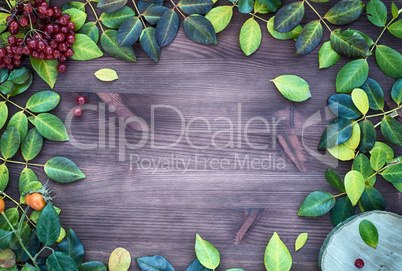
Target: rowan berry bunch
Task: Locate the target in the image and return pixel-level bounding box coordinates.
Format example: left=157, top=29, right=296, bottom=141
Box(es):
left=1, top=0, right=76, bottom=72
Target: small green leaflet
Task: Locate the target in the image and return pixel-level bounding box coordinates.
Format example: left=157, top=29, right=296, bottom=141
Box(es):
left=30, top=57, right=58, bottom=89
left=117, top=17, right=143, bottom=47
left=178, top=0, right=213, bottom=15
left=35, top=113, right=69, bottom=141
left=0, top=102, right=8, bottom=129
left=274, top=1, right=305, bottom=33
left=0, top=126, right=20, bottom=159
left=46, top=251, right=78, bottom=271
left=205, top=6, right=233, bottom=34
left=344, top=170, right=365, bottom=206
left=36, top=204, right=61, bottom=246
left=325, top=169, right=345, bottom=192
left=360, top=78, right=384, bottom=110
left=295, top=232, right=308, bottom=252
left=366, top=0, right=387, bottom=27
left=79, top=22, right=100, bottom=43
left=295, top=20, right=322, bottom=55
left=58, top=228, right=85, bottom=266
left=155, top=9, right=180, bottom=47
left=330, top=196, right=354, bottom=226
left=298, top=191, right=335, bottom=217
left=370, top=141, right=394, bottom=161
left=264, top=232, right=292, bottom=271
left=381, top=164, right=402, bottom=184
left=391, top=78, right=402, bottom=105
left=391, top=2, right=399, bottom=19
left=358, top=120, right=376, bottom=153
left=183, top=15, right=217, bottom=45
left=7, top=110, right=28, bottom=140
left=359, top=219, right=379, bottom=248
left=26, top=91, right=60, bottom=113
left=44, top=157, right=86, bottom=183
left=328, top=94, right=361, bottom=119
left=351, top=88, right=369, bottom=115
left=380, top=115, right=402, bottom=146
left=143, top=6, right=169, bottom=25
left=330, top=29, right=370, bottom=59
left=361, top=186, right=385, bottom=211
left=318, top=118, right=353, bottom=150
left=99, top=6, right=135, bottom=29
left=0, top=164, right=9, bottom=192
left=71, top=34, right=103, bottom=61
left=101, top=29, right=136, bottom=62
left=267, top=16, right=302, bottom=40
left=318, top=41, right=340, bottom=69
left=375, top=45, right=402, bottom=78
left=271, top=75, right=311, bottom=102
left=62, top=8, right=87, bottom=31
left=94, top=68, right=119, bottom=82
left=19, top=167, right=42, bottom=195
left=140, top=27, right=161, bottom=63
left=324, top=0, right=365, bottom=25
left=254, top=1, right=269, bottom=14
left=97, top=0, right=128, bottom=13
left=388, top=20, right=402, bottom=39
left=195, top=234, right=220, bottom=269
left=336, top=59, right=369, bottom=93
left=353, top=154, right=376, bottom=186
left=237, top=0, right=254, bottom=14
left=136, top=255, right=174, bottom=271
left=370, top=148, right=386, bottom=171
left=21, top=128, right=43, bottom=161
left=239, top=18, right=262, bottom=56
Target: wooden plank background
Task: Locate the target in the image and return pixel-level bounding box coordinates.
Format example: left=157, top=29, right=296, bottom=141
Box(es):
left=3, top=0, right=402, bottom=270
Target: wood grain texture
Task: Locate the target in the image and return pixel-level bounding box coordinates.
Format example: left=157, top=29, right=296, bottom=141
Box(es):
left=2, top=0, right=402, bottom=270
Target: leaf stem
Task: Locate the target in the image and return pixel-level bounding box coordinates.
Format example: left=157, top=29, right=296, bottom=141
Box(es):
left=86, top=0, right=105, bottom=33
left=0, top=157, right=45, bottom=167
left=0, top=192, right=36, bottom=228
left=304, top=0, right=332, bottom=32
left=132, top=0, right=147, bottom=28
left=170, top=0, right=186, bottom=19
left=334, top=192, right=346, bottom=198
left=365, top=104, right=402, bottom=118
left=5, top=0, right=12, bottom=9
left=370, top=18, right=396, bottom=53
left=33, top=246, right=54, bottom=262
left=0, top=93, right=36, bottom=118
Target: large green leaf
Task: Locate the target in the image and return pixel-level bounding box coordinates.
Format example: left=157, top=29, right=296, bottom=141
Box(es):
left=19, top=167, right=42, bottom=195
left=336, top=59, right=369, bottom=93
left=100, top=6, right=135, bottom=29
left=183, top=15, right=217, bottom=45
left=361, top=186, right=385, bottom=211
left=143, top=6, right=169, bottom=25
left=7, top=111, right=28, bottom=141
left=205, top=6, right=233, bottom=34
left=21, top=128, right=43, bottom=161
left=324, top=0, right=365, bottom=25
left=97, top=0, right=128, bottom=13
left=330, top=196, right=354, bottom=227
left=295, top=20, right=322, bottom=55
left=380, top=115, right=402, bottom=146
left=264, top=232, right=292, bottom=271
left=330, top=29, right=370, bottom=58
left=58, top=228, right=84, bottom=266
left=195, top=234, right=220, bottom=269
left=62, top=8, right=87, bottom=31
left=101, top=29, right=136, bottom=61
left=140, top=27, right=161, bottom=62
left=370, top=148, right=386, bottom=171
left=391, top=78, right=402, bottom=105
left=71, top=34, right=103, bottom=61
left=26, top=91, right=60, bottom=113
left=46, top=251, right=78, bottom=271
left=35, top=113, right=69, bottom=142
left=79, top=262, right=107, bottom=271
left=328, top=94, right=361, bottom=119
left=178, top=0, right=213, bottom=15
left=44, top=157, right=86, bottom=183
left=381, top=164, right=402, bottom=184
left=360, top=78, right=384, bottom=110
left=274, top=1, right=304, bottom=33
left=366, top=0, right=387, bottom=27
left=267, top=16, right=302, bottom=40
left=136, top=255, right=175, bottom=271
left=254, top=1, right=269, bottom=14
left=237, top=0, right=254, bottom=14
left=358, top=120, right=376, bottom=153
left=79, top=22, right=100, bottom=43
left=239, top=18, right=261, bottom=56
left=1, top=126, right=20, bottom=159
left=318, top=41, right=340, bottom=69
left=325, top=168, right=345, bottom=192
left=0, top=164, right=9, bottom=191
left=0, top=102, right=8, bottom=129
left=353, top=154, right=376, bottom=186
left=36, top=204, right=61, bottom=246
left=359, top=219, right=378, bottom=248
left=117, top=17, right=143, bottom=46
left=30, top=57, right=58, bottom=89
left=155, top=9, right=180, bottom=47
left=271, top=75, right=311, bottom=102
left=370, top=142, right=394, bottom=161
left=0, top=229, right=13, bottom=251
left=375, top=45, right=402, bottom=78
left=344, top=170, right=365, bottom=206
left=318, top=118, right=353, bottom=150
left=298, top=191, right=335, bottom=217
left=388, top=20, right=402, bottom=39
left=351, top=88, right=369, bottom=115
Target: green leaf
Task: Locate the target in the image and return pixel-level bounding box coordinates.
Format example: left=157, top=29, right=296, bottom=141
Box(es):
left=237, top=0, right=254, bottom=14
left=19, top=167, right=42, bottom=195
left=380, top=115, right=402, bottom=146
left=186, top=258, right=212, bottom=271
left=254, top=1, right=269, bottom=14
left=318, top=118, right=353, bottom=150
left=117, top=16, right=143, bottom=46
left=79, top=22, right=100, bottom=43
left=370, top=142, right=394, bottom=161
left=9, top=72, right=33, bottom=97
left=8, top=67, right=31, bottom=84
left=324, top=0, right=365, bottom=25
left=274, top=1, right=304, bottom=33
left=178, top=0, right=213, bottom=15
left=271, top=75, right=311, bottom=102
left=108, top=247, right=131, bottom=271
left=239, top=18, right=261, bottom=56
left=370, top=148, right=386, bottom=171
left=101, top=29, right=136, bottom=62
left=358, top=120, right=376, bottom=153
left=155, top=9, right=180, bottom=47
left=342, top=29, right=374, bottom=47
left=388, top=20, right=402, bottom=38
left=366, top=0, right=387, bottom=27
left=7, top=111, right=28, bottom=141
left=30, top=57, right=58, bottom=89
left=344, top=170, right=365, bottom=206
left=359, top=219, right=378, bottom=248
left=26, top=91, right=60, bottom=113
left=391, top=78, right=402, bottom=105
left=295, top=232, right=308, bottom=252
left=264, top=232, right=292, bottom=271
left=140, top=27, right=161, bottom=62
left=21, top=128, right=43, bottom=161
left=295, top=20, right=322, bottom=55
left=36, top=204, right=61, bottom=246
left=391, top=2, right=399, bottom=19
left=44, top=157, right=86, bottom=183
left=46, top=251, right=78, bottom=271
left=325, top=169, right=345, bottom=192
left=330, top=196, right=354, bottom=227
left=22, top=263, right=39, bottom=271
left=361, top=186, right=385, bottom=211
left=71, top=34, right=103, bottom=61
left=257, top=0, right=281, bottom=12
left=0, top=81, right=15, bottom=95
left=205, top=6, right=233, bottom=34
left=62, top=2, right=86, bottom=12
left=0, top=69, right=8, bottom=84
left=318, top=41, right=340, bottom=69
left=35, top=113, right=69, bottom=141
left=381, top=164, right=402, bottom=184
left=330, top=29, right=370, bottom=58
left=298, top=191, right=335, bottom=217
left=336, top=59, right=369, bottom=93
left=327, top=143, right=355, bottom=161
left=143, top=6, right=169, bottom=25
left=184, top=15, right=217, bottom=45
left=267, top=16, right=302, bottom=40
left=375, top=45, right=402, bottom=78
left=30, top=206, right=61, bottom=224
left=353, top=154, right=376, bottom=186
left=97, top=0, right=128, bottom=13
left=360, top=78, right=384, bottom=110
left=17, top=229, right=41, bottom=262
left=58, top=228, right=84, bottom=266
left=94, top=68, right=119, bottom=82
left=0, top=164, right=9, bottom=191
left=195, top=234, right=220, bottom=269
left=1, top=127, right=20, bottom=159
left=0, top=208, right=19, bottom=231
left=351, top=88, right=369, bottom=115
left=62, top=8, right=87, bottom=31
left=136, top=255, right=175, bottom=271
left=100, top=6, right=135, bottom=29
left=0, top=102, right=8, bottom=129
left=0, top=230, right=13, bottom=251
left=79, top=262, right=107, bottom=271
left=328, top=94, right=361, bottom=120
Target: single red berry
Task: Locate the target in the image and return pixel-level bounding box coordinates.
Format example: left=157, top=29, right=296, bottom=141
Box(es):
left=67, top=22, right=75, bottom=30
left=7, top=35, right=16, bottom=45
left=60, top=26, right=69, bottom=34
left=76, top=96, right=86, bottom=105
left=62, top=14, right=71, bottom=21
left=73, top=107, right=82, bottom=117
left=65, top=48, right=74, bottom=58
left=46, top=8, right=54, bottom=17
left=59, top=16, right=68, bottom=25
left=19, top=17, right=28, bottom=27
left=355, top=259, right=364, bottom=268
left=54, top=33, right=65, bottom=42
left=66, top=34, right=76, bottom=45
left=28, top=39, right=37, bottom=49
left=0, top=49, right=5, bottom=58
left=57, top=63, right=66, bottom=73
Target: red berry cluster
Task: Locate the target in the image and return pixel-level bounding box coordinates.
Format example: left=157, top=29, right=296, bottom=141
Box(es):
left=1, top=0, right=77, bottom=72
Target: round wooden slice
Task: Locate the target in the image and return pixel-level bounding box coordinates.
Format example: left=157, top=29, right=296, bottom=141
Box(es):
left=319, top=211, right=402, bottom=270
